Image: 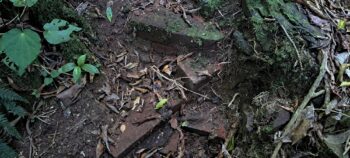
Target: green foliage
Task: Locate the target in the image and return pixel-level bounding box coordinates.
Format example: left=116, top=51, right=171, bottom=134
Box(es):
left=0, top=87, right=28, bottom=157
left=0, top=0, right=82, bottom=76
left=0, top=29, right=41, bottom=75
left=44, top=55, right=99, bottom=85
left=10, top=0, right=37, bottom=7
left=155, top=99, right=168, bottom=110
left=43, top=19, right=82, bottom=45
left=0, top=141, right=17, bottom=158
left=106, top=7, right=113, bottom=22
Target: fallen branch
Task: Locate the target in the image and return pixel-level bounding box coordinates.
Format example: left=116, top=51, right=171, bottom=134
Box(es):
left=271, top=49, right=328, bottom=158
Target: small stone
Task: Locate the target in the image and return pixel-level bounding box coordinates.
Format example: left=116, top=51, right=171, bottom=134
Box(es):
left=273, top=108, right=291, bottom=129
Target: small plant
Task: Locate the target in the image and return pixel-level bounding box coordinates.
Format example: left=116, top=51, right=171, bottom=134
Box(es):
left=0, top=87, right=28, bottom=158
left=44, top=54, right=100, bottom=85
left=0, top=1, right=81, bottom=76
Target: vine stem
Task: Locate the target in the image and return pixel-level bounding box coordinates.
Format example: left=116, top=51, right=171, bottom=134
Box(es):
left=271, top=49, right=328, bottom=158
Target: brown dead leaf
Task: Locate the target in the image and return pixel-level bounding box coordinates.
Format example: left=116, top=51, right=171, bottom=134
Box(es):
left=124, top=63, right=138, bottom=69
left=101, top=125, right=110, bottom=152
left=96, top=140, right=105, bottom=158
left=169, top=117, right=178, bottom=129
left=162, top=64, right=172, bottom=76
left=99, top=83, right=112, bottom=95
left=132, top=96, right=141, bottom=110
left=135, top=87, right=149, bottom=94
left=197, top=70, right=212, bottom=77
left=57, top=81, right=86, bottom=106
left=127, top=72, right=142, bottom=79
left=120, top=124, right=126, bottom=133
left=129, top=80, right=143, bottom=86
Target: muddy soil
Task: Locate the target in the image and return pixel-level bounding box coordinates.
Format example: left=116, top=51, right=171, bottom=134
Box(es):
left=13, top=0, right=245, bottom=157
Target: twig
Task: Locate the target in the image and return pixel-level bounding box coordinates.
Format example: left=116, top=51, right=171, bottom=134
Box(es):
left=280, top=23, right=303, bottom=70
left=271, top=49, right=328, bottom=158
left=180, top=6, right=192, bottom=27
left=227, top=93, right=239, bottom=109
left=151, top=66, right=209, bottom=99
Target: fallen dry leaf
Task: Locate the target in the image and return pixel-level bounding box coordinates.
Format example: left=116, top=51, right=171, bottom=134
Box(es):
left=101, top=125, right=110, bottom=152
left=169, top=117, right=178, bottom=129
left=197, top=70, right=212, bottom=77
left=120, top=124, right=126, bottom=133
left=124, top=62, right=138, bottom=69
left=96, top=140, right=105, bottom=158
left=132, top=96, right=141, bottom=110
left=134, top=87, right=149, bottom=94
left=162, top=64, right=172, bottom=76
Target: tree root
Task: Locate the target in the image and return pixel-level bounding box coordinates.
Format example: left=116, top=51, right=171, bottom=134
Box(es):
left=271, top=49, right=328, bottom=158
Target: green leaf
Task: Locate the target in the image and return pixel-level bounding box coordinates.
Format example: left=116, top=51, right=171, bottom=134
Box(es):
left=1, top=100, right=27, bottom=117
left=81, top=64, right=100, bottom=74
left=73, top=67, right=81, bottom=83
left=10, top=0, right=37, bottom=7
left=0, top=87, right=27, bottom=103
left=43, top=19, right=82, bottom=45
left=77, top=55, right=86, bottom=66
left=0, top=28, right=41, bottom=76
left=106, top=7, right=113, bottom=22
left=338, top=19, right=346, bottom=30
left=59, top=63, right=75, bottom=73
left=50, top=70, right=60, bottom=78
left=44, top=77, right=53, bottom=86
left=0, top=141, right=18, bottom=158
left=0, top=114, right=21, bottom=139
left=155, top=99, right=168, bottom=110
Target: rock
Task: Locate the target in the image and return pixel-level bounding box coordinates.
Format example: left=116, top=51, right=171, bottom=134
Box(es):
left=176, top=57, right=210, bottom=90
left=129, top=8, right=224, bottom=52
left=272, top=108, right=291, bottom=129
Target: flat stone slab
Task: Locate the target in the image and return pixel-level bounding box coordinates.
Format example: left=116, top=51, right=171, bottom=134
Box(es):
left=109, top=94, right=162, bottom=158
left=129, top=8, right=224, bottom=49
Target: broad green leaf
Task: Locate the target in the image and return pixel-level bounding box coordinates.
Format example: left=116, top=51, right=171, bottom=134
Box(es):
left=81, top=64, right=99, bottom=74
left=0, top=28, right=41, bottom=76
left=0, top=0, right=2, bottom=3
left=50, top=70, right=60, bottom=78
left=155, top=99, right=168, bottom=110
left=44, top=77, right=53, bottom=86
left=43, top=19, right=82, bottom=45
left=59, top=63, right=76, bottom=73
left=10, top=0, right=37, bottom=7
left=73, top=67, right=82, bottom=83
left=77, top=55, right=86, bottom=66
left=106, top=7, right=113, bottom=22
left=338, top=19, right=346, bottom=30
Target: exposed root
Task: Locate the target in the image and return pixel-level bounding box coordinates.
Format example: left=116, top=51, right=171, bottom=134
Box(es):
left=271, top=49, right=328, bottom=158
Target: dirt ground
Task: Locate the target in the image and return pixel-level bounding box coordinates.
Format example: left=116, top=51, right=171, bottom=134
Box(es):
left=13, top=0, right=243, bottom=157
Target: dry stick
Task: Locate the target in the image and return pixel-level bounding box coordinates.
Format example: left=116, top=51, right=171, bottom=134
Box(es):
left=150, top=66, right=209, bottom=99
left=271, top=50, right=328, bottom=158
left=280, top=23, right=304, bottom=70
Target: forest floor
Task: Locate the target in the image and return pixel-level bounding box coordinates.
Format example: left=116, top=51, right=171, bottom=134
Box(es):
left=7, top=0, right=350, bottom=158
left=14, top=0, right=242, bottom=157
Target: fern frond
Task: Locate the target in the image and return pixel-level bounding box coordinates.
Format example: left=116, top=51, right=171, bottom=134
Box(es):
left=0, top=100, right=28, bottom=117
left=0, top=114, right=21, bottom=139
left=0, top=140, right=17, bottom=158
left=0, top=88, right=28, bottom=103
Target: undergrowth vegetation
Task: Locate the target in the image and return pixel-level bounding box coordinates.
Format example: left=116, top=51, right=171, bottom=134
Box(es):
left=0, top=87, right=27, bottom=157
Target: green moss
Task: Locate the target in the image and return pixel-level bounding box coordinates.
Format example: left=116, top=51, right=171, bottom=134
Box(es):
left=61, top=36, right=91, bottom=62
left=185, top=25, right=223, bottom=41
left=166, top=19, right=186, bottom=33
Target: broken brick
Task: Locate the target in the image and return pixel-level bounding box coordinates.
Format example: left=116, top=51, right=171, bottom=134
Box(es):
left=182, top=106, right=227, bottom=140
left=129, top=8, right=224, bottom=51
left=109, top=94, right=163, bottom=158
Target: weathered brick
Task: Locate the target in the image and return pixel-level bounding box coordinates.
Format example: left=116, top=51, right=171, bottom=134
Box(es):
left=129, top=8, right=224, bottom=51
